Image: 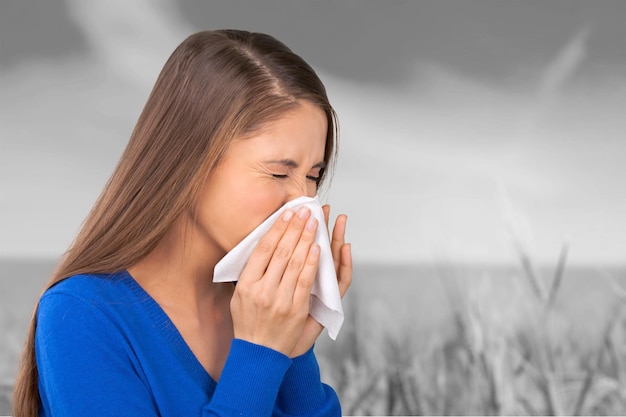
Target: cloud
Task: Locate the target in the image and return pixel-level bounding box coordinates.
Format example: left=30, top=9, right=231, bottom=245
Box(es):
left=1, top=4, right=624, bottom=265
left=324, top=55, right=625, bottom=265
left=65, top=0, right=191, bottom=89
left=538, top=27, right=590, bottom=105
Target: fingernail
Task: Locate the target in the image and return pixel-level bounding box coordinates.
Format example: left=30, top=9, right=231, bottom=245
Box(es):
left=282, top=209, right=294, bottom=221
left=306, top=217, right=318, bottom=230
left=311, top=244, right=320, bottom=255
left=298, top=206, right=310, bottom=219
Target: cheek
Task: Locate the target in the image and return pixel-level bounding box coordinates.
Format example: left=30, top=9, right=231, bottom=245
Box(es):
left=240, top=185, right=285, bottom=221
left=224, top=183, right=287, bottom=243
left=197, top=166, right=294, bottom=250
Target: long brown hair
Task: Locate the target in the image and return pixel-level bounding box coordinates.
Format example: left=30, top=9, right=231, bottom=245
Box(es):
left=13, top=29, right=338, bottom=416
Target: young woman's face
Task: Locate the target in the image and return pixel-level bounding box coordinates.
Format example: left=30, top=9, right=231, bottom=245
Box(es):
left=191, top=100, right=328, bottom=256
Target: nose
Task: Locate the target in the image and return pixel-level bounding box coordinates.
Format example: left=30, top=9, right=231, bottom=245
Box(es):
left=285, top=175, right=315, bottom=202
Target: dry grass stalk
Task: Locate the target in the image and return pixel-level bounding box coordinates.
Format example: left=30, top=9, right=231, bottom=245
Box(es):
left=316, top=227, right=625, bottom=414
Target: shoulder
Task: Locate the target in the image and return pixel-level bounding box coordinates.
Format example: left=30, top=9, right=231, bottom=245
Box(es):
left=42, top=271, right=132, bottom=305
left=35, top=271, right=149, bottom=364
left=37, top=271, right=137, bottom=328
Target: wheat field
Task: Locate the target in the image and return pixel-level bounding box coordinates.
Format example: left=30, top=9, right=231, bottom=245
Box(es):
left=1, top=254, right=625, bottom=415
left=316, top=245, right=626, bottom=415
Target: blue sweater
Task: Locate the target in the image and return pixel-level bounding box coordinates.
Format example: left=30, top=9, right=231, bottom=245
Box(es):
left=35, top=271, right=341, bottom=416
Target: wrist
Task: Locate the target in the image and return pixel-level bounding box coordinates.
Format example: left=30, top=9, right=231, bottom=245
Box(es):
left=289, top=316, right=323, bottom=357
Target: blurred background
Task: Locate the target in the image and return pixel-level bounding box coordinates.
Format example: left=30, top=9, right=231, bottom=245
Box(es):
left=1, top=0, right=625, bottom=414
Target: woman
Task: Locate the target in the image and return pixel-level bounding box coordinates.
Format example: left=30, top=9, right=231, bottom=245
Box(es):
left=13, top=29, right=352, bottom=416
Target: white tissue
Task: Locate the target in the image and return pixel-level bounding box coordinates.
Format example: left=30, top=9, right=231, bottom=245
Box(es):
left=213, top=196, right=344, bottom=340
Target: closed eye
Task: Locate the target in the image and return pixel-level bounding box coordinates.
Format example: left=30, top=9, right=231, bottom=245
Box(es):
left=309, top=167, right=324, bottom=184
left=266, top=160, right=325, bottom=186
left=272, top=174, right=321, bottom=184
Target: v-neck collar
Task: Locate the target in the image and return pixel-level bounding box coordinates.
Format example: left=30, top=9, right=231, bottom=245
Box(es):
left=119, top=270, right=218, bottom=389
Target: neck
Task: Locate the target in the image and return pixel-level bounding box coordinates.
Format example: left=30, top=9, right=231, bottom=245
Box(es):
left=128, top=216, right=230, bottom=313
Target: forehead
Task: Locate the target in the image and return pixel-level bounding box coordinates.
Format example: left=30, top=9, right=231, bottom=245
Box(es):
left=232, top=101, right=328, bottom=161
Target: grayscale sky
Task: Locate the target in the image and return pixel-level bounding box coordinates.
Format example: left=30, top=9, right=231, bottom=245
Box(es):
left=1, top=0, right=625, bottom=265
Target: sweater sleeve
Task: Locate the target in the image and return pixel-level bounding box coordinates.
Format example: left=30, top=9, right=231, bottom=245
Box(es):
left=202, top=339, right=292, bottom=417
left=36, top=292, right=161, bottom=416
left=273, top=346, right=342, bottom=417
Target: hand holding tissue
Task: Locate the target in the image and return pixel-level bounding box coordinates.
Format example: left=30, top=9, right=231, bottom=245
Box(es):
left=214, top=196, right=344, bottom=339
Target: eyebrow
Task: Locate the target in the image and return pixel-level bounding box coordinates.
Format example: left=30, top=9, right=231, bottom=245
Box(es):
left=265, top=159, right=327, bottom=169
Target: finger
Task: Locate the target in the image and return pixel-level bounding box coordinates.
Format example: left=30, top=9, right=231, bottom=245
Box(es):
left=240, top=208, right=295, bottom=283
left=292, top=243, right=320, bottom=309
left=277, top=216, right=318, bottom=301
left=337, top=243, right=353, bottom=298
left=331, top=214, right=347, bottom=272
left=262, top=206, right=311, bottom=286
left=322, top=204, right=331, bottom=235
